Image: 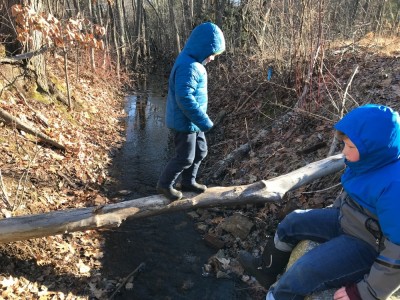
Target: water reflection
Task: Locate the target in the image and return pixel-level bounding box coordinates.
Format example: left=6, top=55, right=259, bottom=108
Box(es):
left=103, top=74, right=251, bottom=300
left=115, top=76, right=171, bottom=195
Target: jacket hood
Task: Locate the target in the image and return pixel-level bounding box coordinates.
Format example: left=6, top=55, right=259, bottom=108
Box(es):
left=334, top=104, right=400, bottom=174
left=182, top=22, right=225, bottom=63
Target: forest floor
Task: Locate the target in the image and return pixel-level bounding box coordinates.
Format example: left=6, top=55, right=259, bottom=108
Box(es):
left=0, top=33, right=399, bottom=299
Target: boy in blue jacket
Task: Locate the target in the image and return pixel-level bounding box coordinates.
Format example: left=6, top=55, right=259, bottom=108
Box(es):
left=238, top=104, right=400, bottom=299
left=157, top=22, right=225, bottom=201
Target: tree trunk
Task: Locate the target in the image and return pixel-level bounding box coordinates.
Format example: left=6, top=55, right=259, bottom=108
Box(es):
left=168, top=0, right=180, bottom=55
left=88, top=0, right=96, bottom=72
left=108, top=2, right=121, bottom=79
left=96, top=0, right=108, bottom=69
left=133, top=0, right=143, bottom=68
left=63, top=47, right=72, bottom=109
left=215, top=0, right=225, bottom=27
left=0, top=0, right=22, bottom=55
left=0, top=154, right=344, bottom=243
left=72, top=0, right=80, bottom=15
left=142, top=9, right=149, bottom=58
left=0, top=0, right=49, bottom=92
left=374, top=0, right=386, bottom=33
left=115, top=0, right=127, bottom=64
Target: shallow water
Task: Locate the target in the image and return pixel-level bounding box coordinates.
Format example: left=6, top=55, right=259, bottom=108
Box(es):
left=102, top=75, right=252, bottom=300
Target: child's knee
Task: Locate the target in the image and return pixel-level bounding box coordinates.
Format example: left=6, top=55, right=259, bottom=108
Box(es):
left=198, top=149, right=208, bottom=160
left=179, top=157, right=194, bottom=168
left=280, top=209, right=309, bottom=228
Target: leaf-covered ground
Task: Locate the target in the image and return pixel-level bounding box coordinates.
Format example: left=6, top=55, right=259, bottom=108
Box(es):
left=0, top=48, right=126, bottom=299
left=0, top=34, right=399, bottom=299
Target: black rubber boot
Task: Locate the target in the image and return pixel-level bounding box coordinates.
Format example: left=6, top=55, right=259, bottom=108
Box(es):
left=156, top=185, right=182, bottom=201
left=181, top=182, right=207, bottom=193
left=238, top=239, right=291, bottom=289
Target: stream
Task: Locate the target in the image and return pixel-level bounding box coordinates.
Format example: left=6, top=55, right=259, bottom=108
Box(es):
left=102, top=75, right=252, bottom=300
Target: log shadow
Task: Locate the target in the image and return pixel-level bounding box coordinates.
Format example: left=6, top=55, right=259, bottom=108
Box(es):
left=0, top=252, right=91, bottom=296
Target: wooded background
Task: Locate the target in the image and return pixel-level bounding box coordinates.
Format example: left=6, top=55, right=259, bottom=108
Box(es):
left=1, top=0, right=399, bottom=79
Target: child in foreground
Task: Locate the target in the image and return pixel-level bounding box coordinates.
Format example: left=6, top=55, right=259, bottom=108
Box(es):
left=238, top=104, right=400, bottom=300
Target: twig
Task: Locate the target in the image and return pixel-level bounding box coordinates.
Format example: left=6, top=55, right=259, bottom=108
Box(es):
left=297, top=45, right=321, bottom=108
left=300, top=182, right=342, bottom=194
left=12, top=148, right=39, bottom=212
left=267, top=102, right=332, bottom=122
left=234, top=83, right=262, bottom=113
left=329, top=65, right=359, bottom=156
left=339, top=65, right=359, bottom=118
left=0, top=170, right=13, bottom=210
left=109, top=262, right=146, bottom=299
left=308, top=64, right=358, bottom=195
left=244, top=118, right=252, bottom=152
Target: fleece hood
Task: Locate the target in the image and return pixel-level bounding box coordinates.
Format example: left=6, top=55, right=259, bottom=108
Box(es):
left=334, top=104, right=400, bottom=174
left=181, top=22, right=225, bottom=63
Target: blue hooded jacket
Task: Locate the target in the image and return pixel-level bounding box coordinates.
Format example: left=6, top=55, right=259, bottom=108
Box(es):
left=334, top=104, right=400, bottom=244
left=165, top=22, right=225, bottom=132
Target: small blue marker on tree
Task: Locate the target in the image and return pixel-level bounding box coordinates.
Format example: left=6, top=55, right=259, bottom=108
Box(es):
left=267, top=66, right=273, bottom=81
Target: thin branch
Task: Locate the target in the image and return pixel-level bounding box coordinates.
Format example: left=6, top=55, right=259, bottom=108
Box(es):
left=328, top=65, right=359, bottom=156
left=109, top=262, right=146, bottom=299
left=340, top=65, right=359, bottom=118
left=0, top=46, right=50, bottom=64
left=12, top=148, right=39, bottom=212
left=0, top=171, right=13, bottom=210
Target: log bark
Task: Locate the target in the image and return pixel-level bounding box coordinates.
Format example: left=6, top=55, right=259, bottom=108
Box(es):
left=0, top=154, right=344, bottom=243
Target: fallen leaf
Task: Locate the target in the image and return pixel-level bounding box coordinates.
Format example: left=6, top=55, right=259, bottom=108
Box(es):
left=0, top=276, right=15, bottom=287
left=77, top=260, right=91, bottom=274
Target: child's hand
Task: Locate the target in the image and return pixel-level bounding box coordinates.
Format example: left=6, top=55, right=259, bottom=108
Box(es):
left=334, top=284, right=362, bottom=300
left=334, top=287, right=350, bottom=300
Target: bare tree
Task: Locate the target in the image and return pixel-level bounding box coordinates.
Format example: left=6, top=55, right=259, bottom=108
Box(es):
left=133, top=0, right=143, bottom=68
left=168, top=0, right=180, bottom=55
left=115, top=0, right=127, bottom=65
left=108, top=1, right=121, bottom=79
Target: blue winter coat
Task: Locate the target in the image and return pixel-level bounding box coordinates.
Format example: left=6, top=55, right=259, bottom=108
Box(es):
left=334, top=104, right=400, bottom=299
left=165, top=22, right=225, bottom=133
left=335, top=104, right=400, bottom=244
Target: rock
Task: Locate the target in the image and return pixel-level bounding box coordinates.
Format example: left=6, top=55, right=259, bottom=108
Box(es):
left=203, top=233, right=225, bottom=249
left=287, top=240, right=400, bottom=300
left=219, top=214, right=254, bottom=240
left=195, top=222, right=208, bottom=233
left=187, top=211, right=200, bottom=219
left=197, top=208, right=212, bottom=221
left=116, top=189, right=132, bottom=196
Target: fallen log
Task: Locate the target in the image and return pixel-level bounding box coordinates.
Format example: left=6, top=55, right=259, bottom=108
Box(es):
left=0, top=154, right=345, bottom=243
left=209, top=129, right=269, bottom=180
left=0, top=107, right=65, bottom=151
